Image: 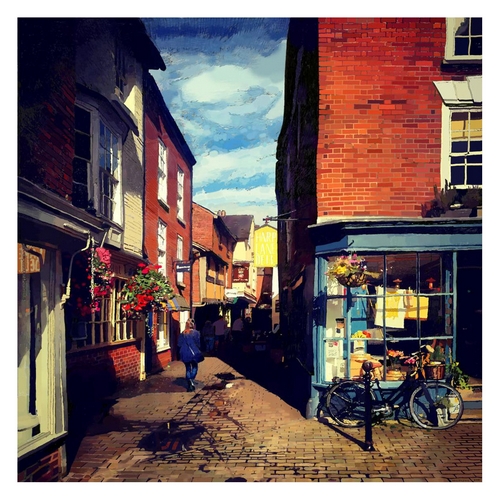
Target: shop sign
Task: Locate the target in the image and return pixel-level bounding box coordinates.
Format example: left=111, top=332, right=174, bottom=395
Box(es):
left=254, top=225, right=277, bottom=268
left=176, top=261, right=191, bottom=273
left=18, top=244, right=45, bottom=274
left=233, top=264, right=249, bottom=282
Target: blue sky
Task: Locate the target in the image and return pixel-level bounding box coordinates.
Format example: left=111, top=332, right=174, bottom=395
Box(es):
left=142, top=18, right=289, bottom=227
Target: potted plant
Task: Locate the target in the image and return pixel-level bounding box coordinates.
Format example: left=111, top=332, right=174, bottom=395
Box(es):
left=326, top=253, right=380, bottom=287
left=445, top=359, right=471, bottom=390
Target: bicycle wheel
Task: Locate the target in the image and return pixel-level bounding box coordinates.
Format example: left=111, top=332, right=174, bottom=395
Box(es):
left=325, top=381, right=374, bottom=427
left=409, top=381, right=464, bottom=430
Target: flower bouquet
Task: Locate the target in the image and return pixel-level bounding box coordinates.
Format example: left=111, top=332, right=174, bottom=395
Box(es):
left=387, top=349, right=404, bottom=369
left=120, top=263, right=175, bottom=318
left=326, top=253, right=380, bottom=287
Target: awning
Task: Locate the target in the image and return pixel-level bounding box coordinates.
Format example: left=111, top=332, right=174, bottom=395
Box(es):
left=174, top=295, right=190, bottom=311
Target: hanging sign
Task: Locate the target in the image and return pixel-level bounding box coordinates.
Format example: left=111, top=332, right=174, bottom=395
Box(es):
left=254, top=225, right=278, bottom=268
left=232, top=264, right=249, bottom=282
left=176, top=261, right=191, bottom=273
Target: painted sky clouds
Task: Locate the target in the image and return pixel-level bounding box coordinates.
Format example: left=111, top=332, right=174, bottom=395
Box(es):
left=142, top=18, right=289, bottom=226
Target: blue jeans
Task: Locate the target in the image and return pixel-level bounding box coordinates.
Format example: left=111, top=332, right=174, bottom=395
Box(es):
left=204, top=336, right=215, bottom=352
left=184, top=361, right=198, bottom=381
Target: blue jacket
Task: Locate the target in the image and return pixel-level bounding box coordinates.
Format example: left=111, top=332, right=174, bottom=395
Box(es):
left=178, top=329, right=202, bottom=363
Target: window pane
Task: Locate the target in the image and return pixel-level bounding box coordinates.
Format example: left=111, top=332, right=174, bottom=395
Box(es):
left=470, top=38, right=482, bottom=56
left=454, top=37, right=469, bottom=56
left=451, top=141, right=467, bottom=153
left=450, top=166, right=465, bottom=185
left=75, top=132, right=91, bottom=160
left=467, top=167, right=482, bottom=185
left=470, top=18, right=482, bottom=36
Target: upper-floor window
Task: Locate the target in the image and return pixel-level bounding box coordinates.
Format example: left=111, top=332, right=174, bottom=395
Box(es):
left=115, top=45, right=126, bottom=100
left=176, top=235, right=184, bottom=284
left=449, top=109, right=482, bottom=187
left=158, top=220, right=167, bottom=276
left=158, top=140, right=168, bottom=205
left=445, top=18, right=482, bottom=61
left=74, top=103, right=122, bottom=225
left=99, top=121, right=120, bottom=220
left=177, top=166, right=184, bottom=221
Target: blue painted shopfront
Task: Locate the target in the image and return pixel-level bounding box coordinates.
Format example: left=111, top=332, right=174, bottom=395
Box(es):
left=308, top=218, right=482, bottom=411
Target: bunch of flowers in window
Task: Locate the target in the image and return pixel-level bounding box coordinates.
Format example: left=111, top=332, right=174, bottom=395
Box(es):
left=387, top=349, right=404, bottom=368
left=120, top=263, right=175, bottom=318
left=326, top=253, right=380, bottom=287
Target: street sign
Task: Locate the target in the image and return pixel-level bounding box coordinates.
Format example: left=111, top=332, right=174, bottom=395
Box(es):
left=175, top=261, right=191, bottom=273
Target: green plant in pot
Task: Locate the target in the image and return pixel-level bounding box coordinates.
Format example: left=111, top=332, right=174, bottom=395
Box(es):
left=445, top=358, right=471, bottom=390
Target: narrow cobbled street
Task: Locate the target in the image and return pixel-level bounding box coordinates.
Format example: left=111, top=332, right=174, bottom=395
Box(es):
left=61, top=355, right=482, bottom=483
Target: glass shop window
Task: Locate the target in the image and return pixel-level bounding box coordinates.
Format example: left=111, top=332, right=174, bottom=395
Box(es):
left=323, top=252, right=454, bottom=382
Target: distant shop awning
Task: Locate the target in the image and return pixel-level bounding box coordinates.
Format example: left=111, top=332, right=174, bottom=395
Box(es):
left=164, top=296, right=191, bottom=311
left=174, top=295, right=190, bottom=311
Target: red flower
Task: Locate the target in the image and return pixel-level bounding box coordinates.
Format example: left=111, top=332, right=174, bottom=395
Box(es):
left=138, top=263, right=146, bottom=268
left=142, top=268, right=149, bottom=275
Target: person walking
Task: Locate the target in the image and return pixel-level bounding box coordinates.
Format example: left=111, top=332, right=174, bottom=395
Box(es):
left=201, top=319, right=214, bottom=353
left=213, top=314, right=228, bottom=353
left=178, top=319, right=204, bottom=392
left=231, top=315, right=244, bottom=347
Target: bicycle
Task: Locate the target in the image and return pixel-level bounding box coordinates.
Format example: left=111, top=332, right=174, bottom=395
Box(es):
left=324, top=346, right=464, bottom=430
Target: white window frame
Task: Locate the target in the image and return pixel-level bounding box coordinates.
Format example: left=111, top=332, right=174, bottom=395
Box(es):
left=75, top=101, right=123, bottom=226
left=445, top=18, right=482, bottom=62
left=158, top=139, right=168, bottom=205
left=158, top=220, right=167, bottom=277
left=177, top=166, right=184, bottom=221
left=176, top=235, right=184, bottom=284
left=440, top=105, right=482, bottom=189
left=156, top=310, right=170, bottom=351
left=18, top=246, right=66, bottom=456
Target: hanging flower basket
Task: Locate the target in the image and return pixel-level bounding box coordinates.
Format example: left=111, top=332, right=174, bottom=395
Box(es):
left=336, top=273, right=367, bottom=287
left=119, top=263, right=175, bottom=318
left=326, top=253, right=380, bottom=287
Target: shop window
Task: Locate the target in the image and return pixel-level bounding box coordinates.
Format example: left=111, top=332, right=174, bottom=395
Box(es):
left=323, top=252, right=453, bottom=382
left=156, top=310, right=170, bottom=351
left=65, top=252, right=138, bottom=350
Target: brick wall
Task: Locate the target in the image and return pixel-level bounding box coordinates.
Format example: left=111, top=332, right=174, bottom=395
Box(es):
left=66, top=340, right=142, bottom=405
left=18, top=19, right=76, bottom=199
left=18, top=448, right=63, bottom=482
left=317, top=18, right=454, bottom=218
left=144, top=87, right=192, bottom=295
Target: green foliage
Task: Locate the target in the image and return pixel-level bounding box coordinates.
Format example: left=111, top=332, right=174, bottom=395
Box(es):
left=120, top=263, right=175, bottom=317
left=429, top=345, right=445, bottom=362
left=446, top=360, right=471, bottom=390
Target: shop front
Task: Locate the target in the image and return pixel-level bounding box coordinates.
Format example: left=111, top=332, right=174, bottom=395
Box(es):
left=309, top=218, right=482, bottom=411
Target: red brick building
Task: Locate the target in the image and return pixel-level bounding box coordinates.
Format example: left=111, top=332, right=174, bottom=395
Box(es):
left=191, top=203, right=236, bottom=329
left=276, top=18, right=482, bottom=415
left=143, top=73, right=196, bottom=371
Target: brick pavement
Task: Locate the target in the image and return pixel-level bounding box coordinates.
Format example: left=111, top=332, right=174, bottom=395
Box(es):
left=61, top=356, right=482, bottom=482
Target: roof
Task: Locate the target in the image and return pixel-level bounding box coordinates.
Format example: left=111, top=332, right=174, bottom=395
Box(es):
left=222, top=215, right=254, bottom=241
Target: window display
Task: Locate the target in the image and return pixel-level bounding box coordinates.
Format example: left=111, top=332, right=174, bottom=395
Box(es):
left=323, top=252, right=454, bottom=382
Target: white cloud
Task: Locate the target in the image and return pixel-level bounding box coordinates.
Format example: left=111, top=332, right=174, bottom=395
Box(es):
left=194, top=185, right=277, bottom=228
left=193, top=143, right=276, bottom=187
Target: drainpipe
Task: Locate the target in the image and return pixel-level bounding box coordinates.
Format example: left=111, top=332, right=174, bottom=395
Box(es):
left=59, top=226, right=92, bottom=309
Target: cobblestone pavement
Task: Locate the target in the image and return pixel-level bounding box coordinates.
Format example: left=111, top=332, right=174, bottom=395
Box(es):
left=61, top=356, right=483, bottom=483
